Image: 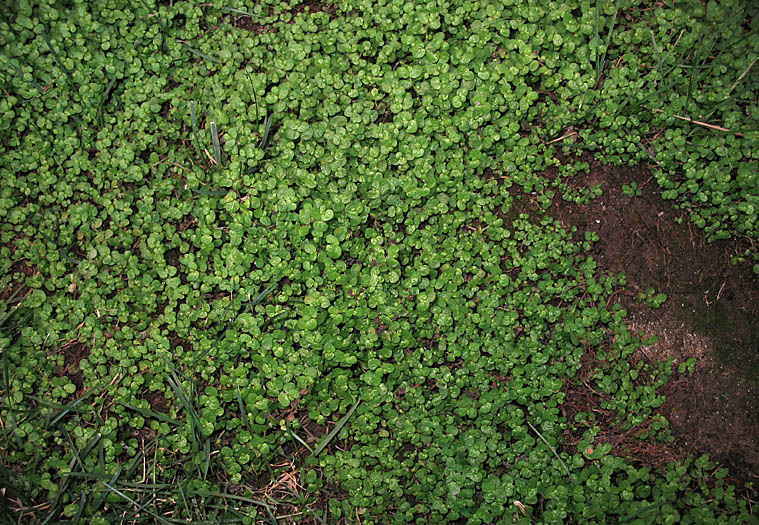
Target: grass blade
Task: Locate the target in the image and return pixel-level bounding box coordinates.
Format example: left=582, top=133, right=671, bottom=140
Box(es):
left=0, top=463, right=30, bottom=510
left=100, top=481, right=173, bottom=525
left=42, top=31, right=75, bottom=88
left=650, top=30, right=662, bottom=73
left=188, top=489, right=273, bottom=511
left=48, top=386, right=101, bottom=428
left=178, top=483, right=191, bottom=520
left=41, top=431, right=101, bottom=525
left=260, top=112, right=273, bottom=150
left=118, top=401, right=182, bottom=425
left=265, top=505, right=280, bottom=525
left=593, top=0, right=601, bottom=81
left=0, top=349, right=22, bottom=449
left=4, top=59, right=45, bottom=94
left=619, top=76, right=682, bottom=115
left=210, top=120, right=222, bottom=167
left=190, top=101, right=203, bottom=162
left=287, top=424, right=314, bottom=455
left=236, top=386, right=253, bottom=436
left=166, top=372, right=200, bottom=433
left=252, top=283, right=278, bottom=305
left=202, top=436, right=211, bottom=480
left=164, top=362, right=210, bottom=480
left=72, top=492, right=87, bottom=525
left=180, top=42, right=220, bottom=64
left=97, top=76, right=118, bottom=127
left=526, top=421, right=577, bottom=485
left=219, top=6, right=253, bottom=16
left=245, top=72, right=260, bottom=123
left=123, top=438, right=156, bottom=481
left=728, top=56, right=758, bottom=96
left=313, top=398, right=361, bottom=456
left=192, top=189, right=229, bottom=196
left=620, top=502, right=663, bottom=523
left=598, top=0, right=620, bottom=84
left=91, top=465, right=123, bottom=514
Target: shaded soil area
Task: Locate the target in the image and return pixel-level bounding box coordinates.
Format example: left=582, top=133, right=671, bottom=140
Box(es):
left=53, top=340, right=89, bottom=393
left=226, top=1, right=336, bottom=33
left=547, top=156, right=759, bottom=485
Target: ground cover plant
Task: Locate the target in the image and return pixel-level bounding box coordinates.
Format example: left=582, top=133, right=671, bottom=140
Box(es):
left=1, top=0, right=758, bottom=522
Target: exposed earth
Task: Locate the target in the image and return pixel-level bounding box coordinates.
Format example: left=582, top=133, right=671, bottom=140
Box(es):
left=544, top=155, right=759, bottom=488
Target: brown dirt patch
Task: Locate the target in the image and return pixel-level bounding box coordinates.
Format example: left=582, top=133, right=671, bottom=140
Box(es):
left=228, top=15, right=279, bottom=35
left=141, top=389, right=170, bottom=414
left=53, top=340, right=89, bottom=393
left=226, top=1, right=336, bottom=33
left=549, top=156, right=759, bottom=485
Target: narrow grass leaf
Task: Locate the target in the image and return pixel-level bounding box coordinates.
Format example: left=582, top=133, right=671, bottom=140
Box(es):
left=98, top=433, right=105, bottom=474
left=97, top=76, right=118, bottom=126
left=287, top=424, right=314, bottom=455
left=219, top=6, right=253, bottom=16
left=527, top=421, right=577, bottom=485
left=728, top=56, right=758, bottom=96
left=72, top=493, right=87, bottom=525
left=178, top=483, right=192, bottom=520
left=60, top=427, right=81, bottom=471
left=314, top=398, right=361, bottom=456
left=192, top=189, right=229, bottom=196
left=703, top=84, right=751, bottom=122
left=166, top=372, right=199, bottom=430
left=650, top=30, right=662, bottom=73
left=252, top=283, right=278, bottom=305
left=0, top=352, right=22, bottom=449
left=265, top=505, right=280, bottom=525
left=91, top=464, right=123, bottom=513
left=124, top=438, right=157, bottom=480
left=118, top=401, right=181, bottom=425
left=245, top=72, right=260, bottom=122
left=48, top=385, right=101, bottom=427
left=62, top=470, right=111, bottom=481
left=190, top=100, right=203, bottom=162
left=620, top=77, right=682, bottom=115
left=188, top=490, right=273, bottom=510
left=0, top=463, right=30, bottom=508
left=202, top=437, right=211, bottom=480
left=236, top=386, right=253, bottom=436
left=136, top=0, right=169, bottom=37
left=260, top=112, right=273, bottom=150
left=100, top=481, right=173, bottom=525
left=593, top=0, right=601, bottom=81
left=210, top=121, right=222, bottom=166
left=597, top=0, right=620, bottom=83
left=42, top=431, right=101, bottom=525
left=5, top=59, right=45, bottom=94
left=42, top=31, right=75, bottom=88
left=164, top=363, right=210, bottom=478
left=307, top=507, right=329, bottom=525
left=193, top=287, right=245, bottom=365
left=0, top=285, right=27, bottom=328
left=620, top=502, right=663, bottom=523
left=180, top=42, right=220, bottom=64
left=657, top=29, right=685, bottom=77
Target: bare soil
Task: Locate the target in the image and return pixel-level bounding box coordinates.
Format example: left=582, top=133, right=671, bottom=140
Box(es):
left=548, top=156, right=759, bottom=486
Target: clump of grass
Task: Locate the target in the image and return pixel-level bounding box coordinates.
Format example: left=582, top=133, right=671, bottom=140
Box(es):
left=593, top=0, right=621, bottom=85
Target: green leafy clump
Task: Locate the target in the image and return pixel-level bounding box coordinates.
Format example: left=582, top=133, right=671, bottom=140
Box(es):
left=0, top=0, right=757, bottom=523
left=638, top=288, right=668, bottom=309
left=622, top=182, right=643, bottom=197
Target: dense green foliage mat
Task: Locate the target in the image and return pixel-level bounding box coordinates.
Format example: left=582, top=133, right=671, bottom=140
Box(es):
left=1, top=0, right=758, bottom=522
